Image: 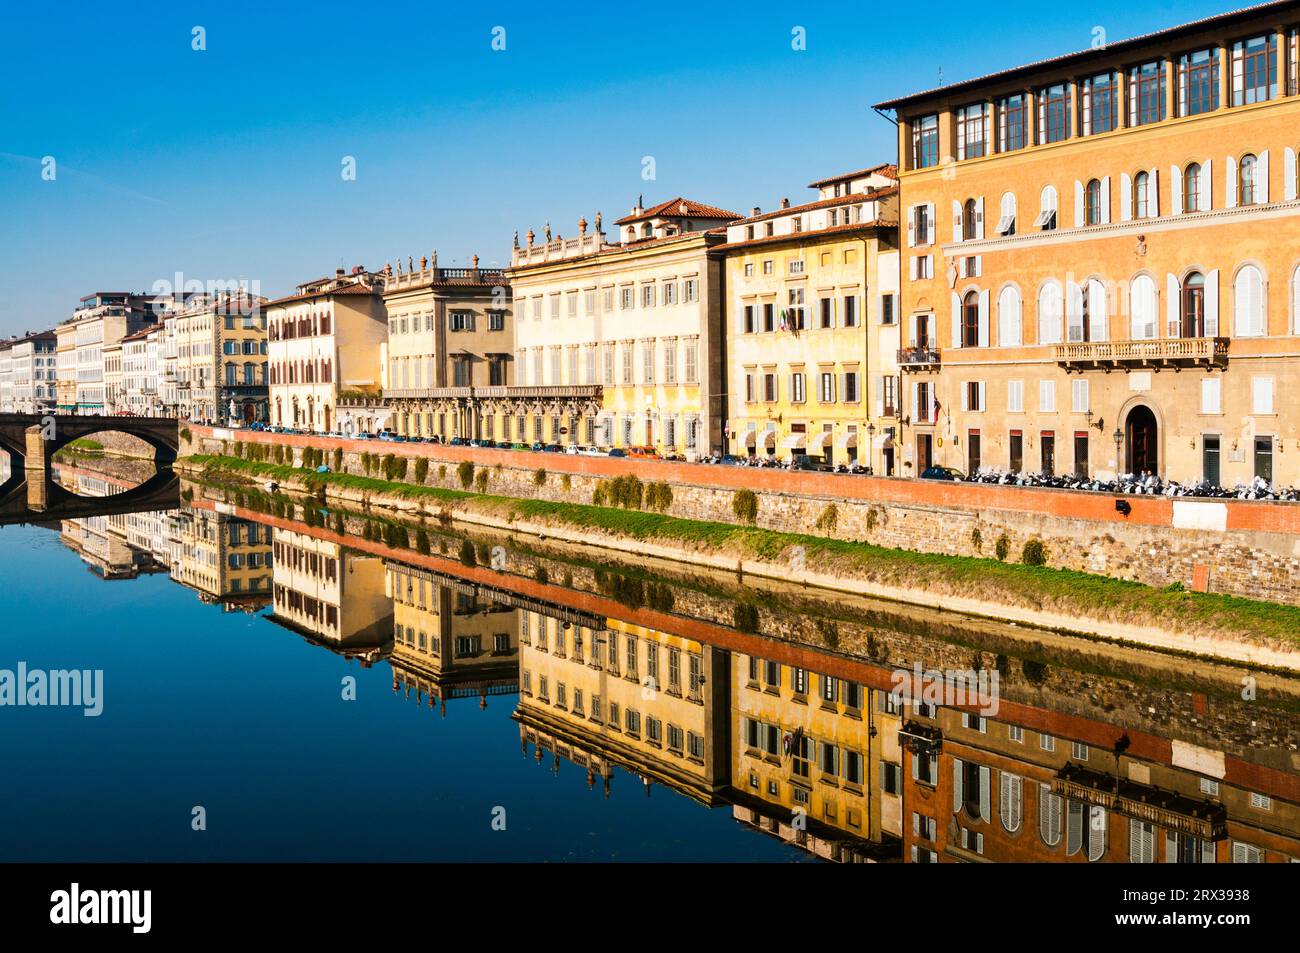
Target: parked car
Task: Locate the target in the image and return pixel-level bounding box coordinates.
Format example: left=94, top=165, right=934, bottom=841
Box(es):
left=921, top=465, right=966, bottom=481
left=542, top=443, right=564, bottom=453
left=511, top=442, right=530, bottom=451
left=448, top=436, right=467, bottom=446
left=626, top=446, right=659, bottom=459
left=578, top=446, right=606, bottom=457
left=606, top=448, right=627, bottom=458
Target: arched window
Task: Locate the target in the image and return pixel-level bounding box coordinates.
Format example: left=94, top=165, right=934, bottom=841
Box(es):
left=1130, top=274, right=1158, bottom=339
left=1038, top=281, right=1063, bottom=344
left=1239, top=154, right=1258, bottom=205
left=998, top=285, right=1022, bottom=346
left=1039, top=784, right=1063, bottom=847
left=1000, top=772, right=1023, bottom=833
left=998, top=191, right=1017, bottom=235
left=1037, top=185, right=1058, bottom=230
left=1234, top=264, right=1266, bottom=336
left=1084, top=277, right=1109, bottom=342
left=1085, top=178, right=1103, bottom=225
left=1134, top=171, right=1149, bottom=218
left=1184, top=162, right=1201, bottom=212
left=1182, top=271, right=1206, bottom=338
left=962, top=290, right=981, bottom=347
left=962, top=197, right=978, bottom=240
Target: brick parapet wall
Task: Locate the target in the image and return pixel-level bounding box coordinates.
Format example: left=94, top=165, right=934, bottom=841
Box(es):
left=188, top=426, right=1300, bottom=605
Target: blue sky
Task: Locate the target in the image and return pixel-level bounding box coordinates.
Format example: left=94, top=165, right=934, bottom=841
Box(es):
left=0, top=0, right=1231, bottom=336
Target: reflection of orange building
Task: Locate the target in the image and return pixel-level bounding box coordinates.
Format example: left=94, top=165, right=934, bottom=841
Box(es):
left=730, top=648, right=902, bottom=861
left=386, top=562, right=519, bottom=714
left=899, top=703, right=1299, bottom=863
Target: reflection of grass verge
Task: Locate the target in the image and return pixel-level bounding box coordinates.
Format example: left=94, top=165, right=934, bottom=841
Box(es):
left=55, top=438, right=106, bottom=456
left=179, top=453, right=1300, bottom=647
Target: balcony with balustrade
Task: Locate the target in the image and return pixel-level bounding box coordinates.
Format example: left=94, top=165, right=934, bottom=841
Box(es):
left=897, top=346, right=941, bottom=370
left=1054, top=337, right=1229, bottom=372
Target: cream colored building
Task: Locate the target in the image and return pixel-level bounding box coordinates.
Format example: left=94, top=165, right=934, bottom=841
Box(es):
left=269, top=527, right=392, bottom=657
left=507, top=199, right=738, bottom=455
left=170, top=508, right=273, bottom=610
left=267, top=268, right=387, bottom=433
left=59, top=292, right=164, bottom=415
left=379, top=254, right=514, bottom=439
left=723, top=165, right=901, bottom=471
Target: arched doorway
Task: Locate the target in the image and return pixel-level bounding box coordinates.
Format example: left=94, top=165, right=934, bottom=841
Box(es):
left=1126, top=405, right=1159, bottom=475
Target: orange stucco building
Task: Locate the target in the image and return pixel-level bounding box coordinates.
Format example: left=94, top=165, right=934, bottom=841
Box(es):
left=877, top=1, right=1300, bottom=487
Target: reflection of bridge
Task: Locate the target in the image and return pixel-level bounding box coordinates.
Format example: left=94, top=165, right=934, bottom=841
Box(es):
left=0, top=468, right=180, bottom=526
left=0, top=414, right=179, bottom=472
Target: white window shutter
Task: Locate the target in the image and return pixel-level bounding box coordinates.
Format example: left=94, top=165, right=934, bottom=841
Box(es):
left=978, top=290, right=990, bottom=347
left=952, top=200, right=964, bottom=243
left=1205, top=269, right=1219, bottom=336
left=975, top=196, right=985, bottom=239
left=1167, top=273, right=1181, bottom=337
left=1101, top=175, right=1111, bottom=223
left=979, top=766, right=991, bottom=822
left=1120, top=172, right=1133, bottom=221
left=1164, top=831, right=1178, bottom=863
left=1226, top=155, right=1238, bottom=208
left=907, top=208, right=916, bottom=248
left=1089, top=279, right=1108, bottom=342
left=1148, top=167, right=1159, bottom=216
left=911, top=382, right=919, bottom=420
left=1201, top=158, right=1213, bottom=210
left=910, top=750, right=919, bottom=780
left=909, top=256, right=918, bottom=280
left=1087, top=807, right=1107, bottom=861
left=978, top=380, right=986, bottom=410
left=1073, top=180, right=1084, bottom=227
left=951, top=292, right=962, bottom=348
left=1259, top=149, right=1269, bottom=203
left=953, top=757, right=964, bottom=813
left=1067, top=800, right=1084, bottom=856
left=1286, top=147, right=1297, bottom=201
left=974, top=255, right=983, bottom=278
left=926, top=203, right=935, bottom=241
left=1171, top=165, right=1183, bottom=214
left=961, top=383, right=969, bottom=412
left=908, top=314, right=917, bottom=347
left=1066, top=280, right=1084, bottom=342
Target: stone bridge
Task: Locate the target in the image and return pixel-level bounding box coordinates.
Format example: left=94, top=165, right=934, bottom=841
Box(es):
left=0, top=414, right=180, bottom=473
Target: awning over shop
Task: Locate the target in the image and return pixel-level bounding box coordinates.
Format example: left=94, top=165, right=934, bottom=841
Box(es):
left=834, top=431, right=858, bottom=450
left=810, top=431, right=834, bottom=449
left=781, top=433, right=806, bottom=450
left=874, top=433, right=895, bottom=449
left=741, top=429, right=757, bottom=447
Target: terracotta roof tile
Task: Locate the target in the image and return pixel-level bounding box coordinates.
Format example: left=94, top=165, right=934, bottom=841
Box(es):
left=806, top=163, right=898, bottom=189
left=717, top=219, right=898, bottom=252
left=613, top=197, right=742, bottom=226
left=730, top=185, right=899, bottom=226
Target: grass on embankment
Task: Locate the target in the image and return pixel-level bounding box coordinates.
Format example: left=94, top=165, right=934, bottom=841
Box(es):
left=180, top=453, right=1300, bottom=647
left=54, top=438, right=105, bottom=455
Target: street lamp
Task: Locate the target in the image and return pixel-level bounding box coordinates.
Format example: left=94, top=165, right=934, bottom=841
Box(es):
left=866, top=421, right=876, bottom=474
left=1113, top=427, right=1124, bottom=474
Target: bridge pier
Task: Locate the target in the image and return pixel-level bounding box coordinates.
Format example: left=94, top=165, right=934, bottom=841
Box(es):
left=24, top=425, right=48, bottom=478
left=26, top=475, right=48, bottom=512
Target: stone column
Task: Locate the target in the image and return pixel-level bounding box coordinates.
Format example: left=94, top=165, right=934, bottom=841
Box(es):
left=23, top=425, right=47, bottom=477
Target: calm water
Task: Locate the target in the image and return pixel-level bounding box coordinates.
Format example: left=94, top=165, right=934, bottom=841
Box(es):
left=1, top=462, right=1297, bottom=863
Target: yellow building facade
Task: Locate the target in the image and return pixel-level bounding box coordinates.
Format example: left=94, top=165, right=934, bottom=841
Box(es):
left=723, top=166, right=901, bottom=470
left=878, top=4, right=1300, bottom=486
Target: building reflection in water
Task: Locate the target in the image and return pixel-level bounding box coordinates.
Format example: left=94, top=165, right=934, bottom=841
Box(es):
left=43, top=478, right=1300, bottom=864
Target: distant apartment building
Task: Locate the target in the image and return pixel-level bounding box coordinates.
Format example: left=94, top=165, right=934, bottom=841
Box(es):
left=877, top=1, right=1300, bottom=485
left=507, top=199, right=738, bottom=455
left=722, top=165, right=901, bottom=471
left=380, top=254, right=514, bottom=439
left=58, top=292, right=170, bottom=415
left=120, top=325, right=162, bottom=416
left=173, top=293, right=269, bottom=424
left=267, top=267, right=387, bottom=433
left=4, top=330, right=58, bottom=414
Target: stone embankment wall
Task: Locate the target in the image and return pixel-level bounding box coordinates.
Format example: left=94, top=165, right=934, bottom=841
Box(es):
left=186, top=426, right=1300, bottom=606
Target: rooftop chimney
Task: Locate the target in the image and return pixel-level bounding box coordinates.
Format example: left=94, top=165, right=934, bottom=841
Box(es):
left=780, top=197, right=790, bottom=209
left=335, top=268, right=346, bottom=277
left=750, top=207, right=761, bottom=216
